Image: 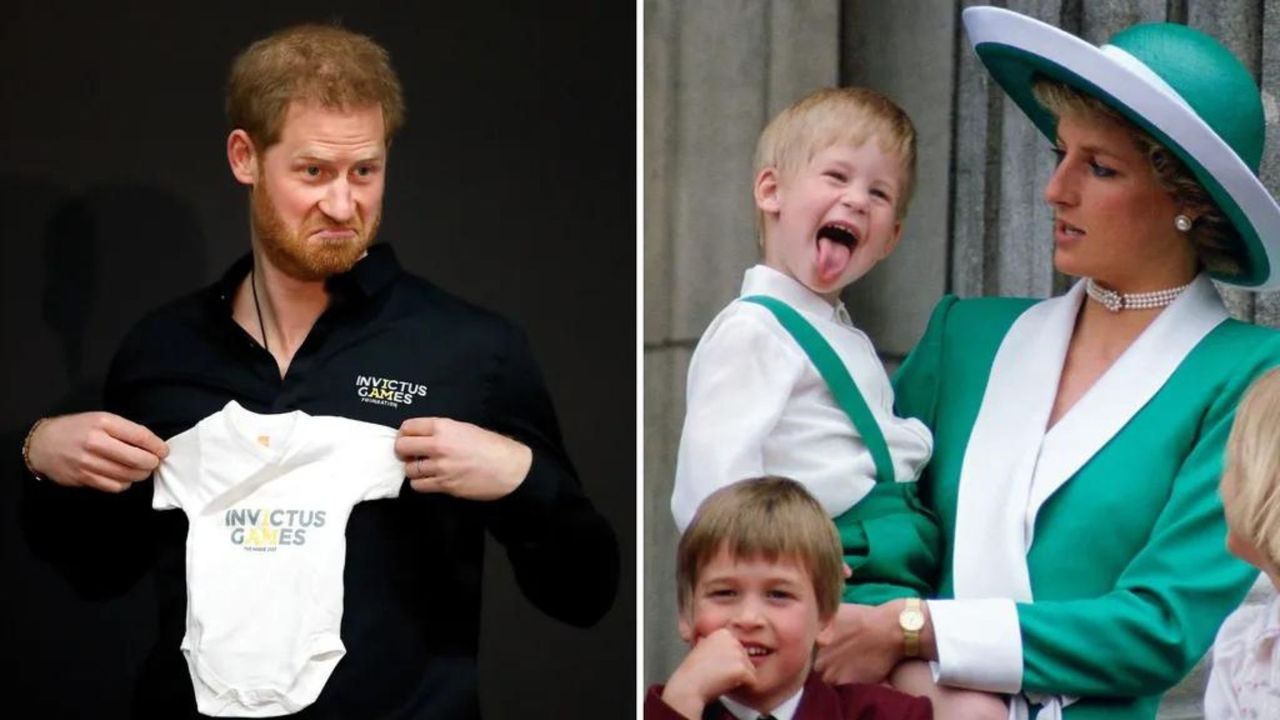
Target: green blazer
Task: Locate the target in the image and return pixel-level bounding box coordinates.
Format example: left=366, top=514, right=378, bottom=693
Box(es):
left=894, top=286, right=1280, bottom=719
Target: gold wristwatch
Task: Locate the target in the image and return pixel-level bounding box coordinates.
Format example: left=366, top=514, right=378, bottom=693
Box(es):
left=899, top=598, right=925, bottom=658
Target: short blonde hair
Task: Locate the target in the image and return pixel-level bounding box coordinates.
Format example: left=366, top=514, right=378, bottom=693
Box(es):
left=1222, top=368, right=1280, bottom=569
left=754, top=86, right=917, bottom=234
left=227, top=23, right=406, bottom=150
left=676, top=477, right=844, bottom=621
left=1031, top=79, right=1242, bottom=276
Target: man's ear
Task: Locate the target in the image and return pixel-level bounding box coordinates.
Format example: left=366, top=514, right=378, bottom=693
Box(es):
left=754, top=167, right=783, bottom=215
left=227, top=129, right=259, bottom=186
left=880, top=220, right=904, bottom=259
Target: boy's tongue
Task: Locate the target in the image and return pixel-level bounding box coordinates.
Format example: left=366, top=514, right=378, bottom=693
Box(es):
left=816, top=236, right=852, bottom=284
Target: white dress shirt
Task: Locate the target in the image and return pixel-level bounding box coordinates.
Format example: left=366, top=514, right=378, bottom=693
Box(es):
left=720, top=686, right=803, bottom=720
left=671, top=264, right=933, bottom=531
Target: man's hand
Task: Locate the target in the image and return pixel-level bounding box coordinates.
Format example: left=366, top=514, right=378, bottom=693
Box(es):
left=814, top=601, right=904, bottom=685
left=396, top=417, right=532, bottom=501
left=660, top=628, right=757, bottom=719
left=26, top=412, right=168, bottom=493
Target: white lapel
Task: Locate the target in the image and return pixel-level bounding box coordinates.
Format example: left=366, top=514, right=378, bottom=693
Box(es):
left=951, top=284, right=1080, bottom=600
left=1025, top=276, right=1227, bottom=545
left=950, top=276, right=1227, bottom=602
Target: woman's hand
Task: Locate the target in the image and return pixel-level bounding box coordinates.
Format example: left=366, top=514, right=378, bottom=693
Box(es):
left=815, top=600, right=920, bottom=685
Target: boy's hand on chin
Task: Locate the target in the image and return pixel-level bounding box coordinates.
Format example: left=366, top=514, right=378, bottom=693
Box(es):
left=661, top=628, right=757, bottom=719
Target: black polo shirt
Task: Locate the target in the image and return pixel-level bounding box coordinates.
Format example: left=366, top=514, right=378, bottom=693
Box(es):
left=27, top=244, right=618, bottom=719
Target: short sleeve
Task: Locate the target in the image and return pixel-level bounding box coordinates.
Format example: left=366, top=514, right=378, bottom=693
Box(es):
left=332, top=419, right=403, bottom=502
left=359, top=440, right=405, bottom=502
left=153, top=425, right=200, bottom=512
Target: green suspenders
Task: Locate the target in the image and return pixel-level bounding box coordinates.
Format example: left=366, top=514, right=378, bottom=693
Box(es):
left=742, top=294, right=939, bottom=603
left=740, top=295, right=895, bottom=484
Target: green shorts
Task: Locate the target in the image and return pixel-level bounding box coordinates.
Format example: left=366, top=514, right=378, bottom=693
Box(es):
left=835, top=481, right=942, bottom=605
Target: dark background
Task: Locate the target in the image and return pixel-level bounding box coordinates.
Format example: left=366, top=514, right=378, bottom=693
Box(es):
left=0, top=2, right=634, bottom=717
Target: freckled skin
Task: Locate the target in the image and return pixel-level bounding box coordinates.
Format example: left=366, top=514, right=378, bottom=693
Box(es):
left=250, top=102, right=389, bottom=282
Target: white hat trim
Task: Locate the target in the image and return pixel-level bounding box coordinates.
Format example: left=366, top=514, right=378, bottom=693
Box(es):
left=1098, top=44, right=1193, bottom=113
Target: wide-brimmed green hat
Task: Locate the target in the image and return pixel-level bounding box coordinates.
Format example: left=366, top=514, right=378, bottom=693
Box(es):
left=963, top=6, right=1280, bottom=290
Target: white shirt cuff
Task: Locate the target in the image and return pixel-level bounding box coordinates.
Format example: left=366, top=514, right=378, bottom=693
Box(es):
left=927, top=598, right=1023, bottom=693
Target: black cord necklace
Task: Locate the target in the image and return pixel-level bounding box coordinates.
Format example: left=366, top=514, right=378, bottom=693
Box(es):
left=250, top=267, right=270, bottom=353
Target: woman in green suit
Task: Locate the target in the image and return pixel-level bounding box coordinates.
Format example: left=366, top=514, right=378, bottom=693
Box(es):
left=815, top=7, right=1280, bottom=720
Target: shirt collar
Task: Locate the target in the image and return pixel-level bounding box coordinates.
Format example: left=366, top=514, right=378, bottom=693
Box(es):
left=212, top=243, right=402, bottom=307
left=719, top=686, right=804, bottom=720
left=740, top=264, right=853, bottom=327
left=329, top=243, right=401, bottom=298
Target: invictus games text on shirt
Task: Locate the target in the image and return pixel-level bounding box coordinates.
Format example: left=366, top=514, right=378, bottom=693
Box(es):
left=224, top=508, right=328, bottom=551
left=355, top=375, right=428, bottom=408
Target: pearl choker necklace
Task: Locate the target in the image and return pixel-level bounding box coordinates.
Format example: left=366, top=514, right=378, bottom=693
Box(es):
left=1085, top=278, right=1191, bottom=312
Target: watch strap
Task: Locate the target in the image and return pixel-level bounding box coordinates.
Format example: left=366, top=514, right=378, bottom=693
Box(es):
left=902, top=597, right=922, bottom=658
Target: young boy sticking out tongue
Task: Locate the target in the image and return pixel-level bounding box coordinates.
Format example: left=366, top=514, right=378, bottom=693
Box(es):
left=673, top=86, right=942, bottom=618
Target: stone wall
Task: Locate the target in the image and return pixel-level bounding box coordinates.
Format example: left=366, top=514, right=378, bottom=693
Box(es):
left=643, top=1, right=1280, bottom=717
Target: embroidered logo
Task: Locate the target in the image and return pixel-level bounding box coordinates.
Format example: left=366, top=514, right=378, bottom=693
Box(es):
left=355, top=375, right=428, bottom=408
left=224, top=508, right=326, bottom=552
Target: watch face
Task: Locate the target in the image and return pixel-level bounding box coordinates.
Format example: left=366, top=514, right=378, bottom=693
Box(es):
left=901, top=609, right=925, bottom=632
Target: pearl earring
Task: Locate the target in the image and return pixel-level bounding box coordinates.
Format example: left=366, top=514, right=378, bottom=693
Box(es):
left=1175, top=214, right=1193, bottom=232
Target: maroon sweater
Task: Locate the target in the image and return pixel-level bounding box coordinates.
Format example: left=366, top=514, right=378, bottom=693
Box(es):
left=645, top=673, right=933, bottom=719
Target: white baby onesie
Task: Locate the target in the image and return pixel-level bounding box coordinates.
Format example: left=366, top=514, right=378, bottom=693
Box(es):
left=153, top=400, right=405, bottom=717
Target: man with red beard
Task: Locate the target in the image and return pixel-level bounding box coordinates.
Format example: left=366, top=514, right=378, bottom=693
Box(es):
left=20, top=23, right=618, bottom=719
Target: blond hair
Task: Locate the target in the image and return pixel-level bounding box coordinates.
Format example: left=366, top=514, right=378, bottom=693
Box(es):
left=1031, top=79, right=1242, bottom=275
left=676, top=477, right=843, bottom=621
left=227, top=23, right=406, bottom=150
left=1222, top=368, right=1280, bottom=569
left=753, top=86, right=917, bottom=236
